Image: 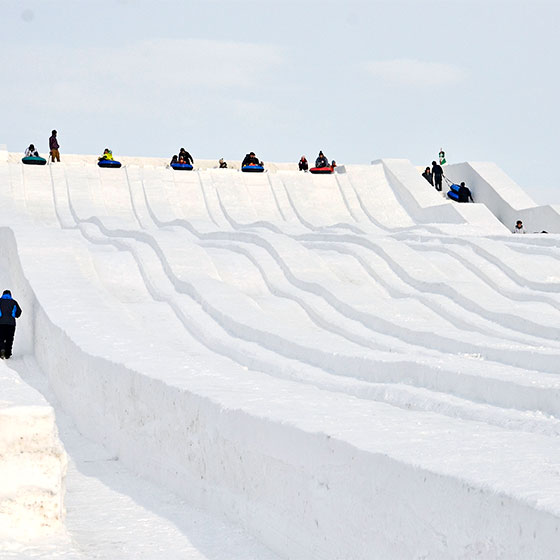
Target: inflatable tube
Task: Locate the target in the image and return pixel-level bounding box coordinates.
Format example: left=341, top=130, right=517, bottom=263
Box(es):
left=22, top=156, right=47, bottom=166
left=449, top=184, right=460, bottom=194
left=310, top=166, right=333, bottom=174
left=171, top=163, right=193, bottom=171
left=447, top=190, right=460, bottom=201
left=241, top=165, right=264, bottom=173
left=98, top=160, right=122, bottom=169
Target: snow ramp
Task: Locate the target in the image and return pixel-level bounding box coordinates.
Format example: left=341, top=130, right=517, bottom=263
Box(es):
left=0, top=155, right=560, bottom=559
left=445, top=161, right=560, bottom=233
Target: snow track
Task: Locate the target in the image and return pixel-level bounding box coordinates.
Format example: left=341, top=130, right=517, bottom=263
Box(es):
left=1, top=157, right=560, bottom=558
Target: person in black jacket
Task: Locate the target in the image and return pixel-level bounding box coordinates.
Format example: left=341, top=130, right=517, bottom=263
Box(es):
left=458, top=182, right=474, bottom=202
left=178, top=148, right=193, bottom=165
left=0, top=290, right=22, bottom=359
left=431, top=160, right=443, bottom=191
left=422, top=166, right=433, bottom=185
left=242, top=152, right=261, bottom=167
left=315, top=151, right=329, bottom=168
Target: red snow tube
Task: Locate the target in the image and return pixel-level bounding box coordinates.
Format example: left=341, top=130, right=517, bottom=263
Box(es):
left=310, top=166, right=334, bottom=174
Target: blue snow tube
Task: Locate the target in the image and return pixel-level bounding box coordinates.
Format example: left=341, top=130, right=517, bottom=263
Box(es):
left=447, top=184, right=460, bottom=201
left=22, top=156, right=47, bottom=166
left=98, top=160, right=122, bottom=169
left=171, top=163, right=193, bottom=171
left=242, top=165, right=264, bottom=173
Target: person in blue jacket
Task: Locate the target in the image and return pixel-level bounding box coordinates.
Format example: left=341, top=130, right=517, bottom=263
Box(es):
left=0, top=290, right=22, bottom=359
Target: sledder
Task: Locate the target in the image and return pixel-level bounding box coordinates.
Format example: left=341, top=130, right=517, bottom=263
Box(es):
left=22, top=144, right=47, bottom=165
left=98, top=148, right=122, bottom=168
left=310, top=151, right=335, bottom=174
left=241, top=152, right=264, bottom=172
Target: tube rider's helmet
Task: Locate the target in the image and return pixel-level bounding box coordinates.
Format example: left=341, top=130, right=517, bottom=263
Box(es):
left=29, top=144, right=34, bottom=150
left=2, top=290, right=11, bottom=297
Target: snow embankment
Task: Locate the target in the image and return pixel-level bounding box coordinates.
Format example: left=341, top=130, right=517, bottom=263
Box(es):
left=445, top=161, right=560, bottom=233
left=0, top=362, right=66, bottom=541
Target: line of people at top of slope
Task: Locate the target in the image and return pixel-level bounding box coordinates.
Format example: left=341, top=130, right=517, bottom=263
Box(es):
left=22, top=130, right=339, bottom=171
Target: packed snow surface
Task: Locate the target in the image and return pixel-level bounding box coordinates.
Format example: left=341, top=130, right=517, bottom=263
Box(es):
left=1, top=153, right=560, bottom=558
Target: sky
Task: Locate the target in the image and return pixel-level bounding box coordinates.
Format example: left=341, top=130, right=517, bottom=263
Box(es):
left=1, top=0, right=559, bottom=204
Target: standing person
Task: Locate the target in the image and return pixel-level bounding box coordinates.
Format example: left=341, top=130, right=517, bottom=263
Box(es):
left=431, top=160, right=443, bottom=191
left=513, top=220, right=526, bottom=233
left=298, top=156, right=308, bottom=171
left=49, top=130, right=60, bottom=162
left=0, top=290, right=22, bottom=359
left=439, top=149, right=446, bottom=165
left=422, top=166, right=433, bottom=185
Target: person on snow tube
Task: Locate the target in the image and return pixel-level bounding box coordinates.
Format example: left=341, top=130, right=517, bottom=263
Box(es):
left=315, top=151, right=329, bottom=168
left=178, top=148, right=193, bottom=165
left=99, top=149, right=114, bottom=161
left=242, top=152, right=262, bottom=167
left=24, top=144, right=39, bottom=158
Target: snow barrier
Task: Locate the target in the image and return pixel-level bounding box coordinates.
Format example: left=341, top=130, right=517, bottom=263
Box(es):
left=0, top=362, right=67, bottom=541
left=1, top=219, right=560, bottom=558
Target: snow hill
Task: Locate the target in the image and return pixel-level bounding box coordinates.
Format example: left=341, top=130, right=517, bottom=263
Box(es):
left=1, top=150, right=560, bottom=559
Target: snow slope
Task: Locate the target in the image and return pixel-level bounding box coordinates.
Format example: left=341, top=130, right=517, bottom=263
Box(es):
left=1, top=155, right=559, bottom=558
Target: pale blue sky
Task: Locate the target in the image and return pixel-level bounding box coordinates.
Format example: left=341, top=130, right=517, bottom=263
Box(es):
left=1, top=0, right=559, bottom=204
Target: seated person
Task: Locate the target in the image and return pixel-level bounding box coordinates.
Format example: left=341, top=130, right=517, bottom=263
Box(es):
left=422, top=166, right=433, bottom=185
left=315, top=151, right=329, bottom=168
left=219, top=158, right=228, bottom=168
left=98, top=148, right=114, bottom=161
left=457, top=182, right=473, bottom=203
left=513, top=220, right=526, bottom=234
left=178, top=148, right=193, bottom=165
left=331, top=160, right=337, bottom=168
left=24, top=144, right=39, bottom=157
left=170, top=155, right=178, bottom=165
left=242, top=151, right=261, bottom=167
left=298, top=156, right=308, bottom=171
